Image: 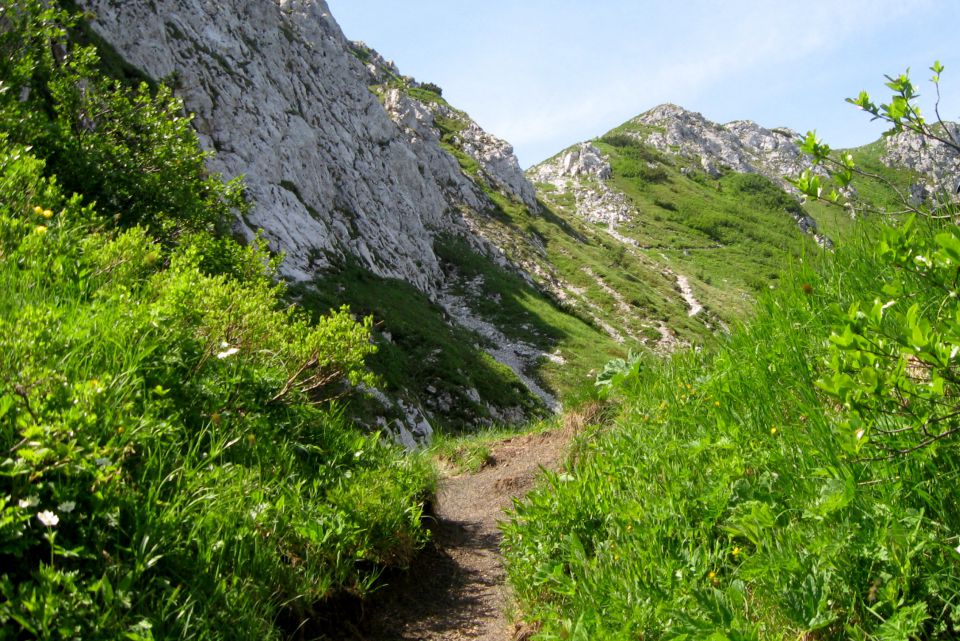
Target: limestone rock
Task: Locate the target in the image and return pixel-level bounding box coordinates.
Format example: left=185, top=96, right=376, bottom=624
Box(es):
left=881, top=125, right=960, bottom=203
left=78, top=0, right=538, bottom=299
left=636, top=104, right=813, bottom=187
left=530, top=143, right=632, bottom=226
left=77, top=0, right=551, bottom=429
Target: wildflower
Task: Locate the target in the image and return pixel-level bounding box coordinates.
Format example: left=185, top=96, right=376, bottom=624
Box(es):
left=58, top=501, right=76, bottom=513
left=37, top=510, right=59, bottom=527
left=250, top=503, right=268, bottom=520
left=956, top=544, right=960, bottom=555
left=770, top=427, right=778, bottom=435
left=708, top=570, right=719, bottom=585
left=714, top=401, right=721, bottom=408
left=33, top=206, right=43, bottom=215
left=34, top=225, right=48, bottom=234
left=856, top=429, right=865, bottom=440
left=18, top=496, right=39, bottom=509
left=216, top=346, right=239, bottom=359
left=732, top=546, right=742, bottom=557
left=42, top=209, right=53, bottom=219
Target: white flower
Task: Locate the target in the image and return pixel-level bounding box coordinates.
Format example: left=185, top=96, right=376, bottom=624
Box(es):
left=37, top=510, right=59, bottom=527
left=216, top=346, right=239, bottom=359
left=18, top=496, right=39, bottom=509
left=856, top=429, right=866, bottom=440
left=249, top=503, right=269, bottom=521
left=58, top=501, right=76, bottom=513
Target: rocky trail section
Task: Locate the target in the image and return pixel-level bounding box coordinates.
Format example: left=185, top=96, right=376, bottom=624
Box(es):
left=340, top=427, right=575, bottom=641
left=439, top=283, right=560, bottom=414
left=673, top=273, right=703, bottom=317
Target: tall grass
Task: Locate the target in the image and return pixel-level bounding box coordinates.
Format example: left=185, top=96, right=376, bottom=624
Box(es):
left=0, top=143, right=435, bottom=640
left=503, top=218, right=960, bottom=639
left=0, top=5, right=435, bottom=637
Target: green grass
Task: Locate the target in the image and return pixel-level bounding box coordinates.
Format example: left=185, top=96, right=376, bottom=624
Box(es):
left=502, top=216, right=960, bottom=639
left=292, top=263, right=548, bottom=431
left=0, top=8, right=435, bottom=637
left=0, top=144, right=436, bottom=641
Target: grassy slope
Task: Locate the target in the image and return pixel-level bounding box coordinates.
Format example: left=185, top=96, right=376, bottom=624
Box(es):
left=0, top=8, right=434, bottom=639
left=504, top=132, right=960, bottom=638
left=504, top=213, right=960, bottom=639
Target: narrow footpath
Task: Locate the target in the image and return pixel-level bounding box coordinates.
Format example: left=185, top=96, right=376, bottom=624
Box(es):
left=346, top=426, right=574, bottom=641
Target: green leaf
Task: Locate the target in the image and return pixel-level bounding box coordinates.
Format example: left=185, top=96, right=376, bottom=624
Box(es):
left=934, top=232, right=960, bottom=264
left=0, top=394, right=13, bottom=419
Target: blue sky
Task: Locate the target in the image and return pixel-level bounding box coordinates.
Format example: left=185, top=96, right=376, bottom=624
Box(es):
left=327, top=1, right=959, bottom=168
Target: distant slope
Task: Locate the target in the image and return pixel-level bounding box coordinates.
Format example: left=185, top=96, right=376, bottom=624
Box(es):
left=525, top=106, right=832, bottom=347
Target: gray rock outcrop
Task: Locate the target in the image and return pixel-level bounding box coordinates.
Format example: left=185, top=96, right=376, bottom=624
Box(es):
left=530, top=143, right=633, bottom=226
left=77, top=0, right=553, bottom=440
left=635, top=104, right=813, bottom=187
left=881, top=124, right=960, bottom=203
left=79, top=0, right=538, bottom=298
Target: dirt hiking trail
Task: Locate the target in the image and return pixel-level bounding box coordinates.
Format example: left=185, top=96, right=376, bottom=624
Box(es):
left=344, top=426, right=574, bottom=641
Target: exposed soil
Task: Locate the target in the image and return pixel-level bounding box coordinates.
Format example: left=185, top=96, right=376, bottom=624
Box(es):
left=340, top=426, right=574, bottom=641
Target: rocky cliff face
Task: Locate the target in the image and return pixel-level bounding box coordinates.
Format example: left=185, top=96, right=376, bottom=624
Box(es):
left=79, top=0, right=534, bottom=298
left=635, top=104, right=812, bottom=186
left=881, top=124, right=960, bottom=202
left=78, top=0, right=558, bottom=440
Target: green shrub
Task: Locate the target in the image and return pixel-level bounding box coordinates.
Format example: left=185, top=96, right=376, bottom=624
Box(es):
left=0, top=0, right=244, bottom=242
left=0, top=4, right=435, bottom=638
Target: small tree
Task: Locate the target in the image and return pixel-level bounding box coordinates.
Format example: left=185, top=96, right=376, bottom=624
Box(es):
left=794, top=63, right=960, bottom=459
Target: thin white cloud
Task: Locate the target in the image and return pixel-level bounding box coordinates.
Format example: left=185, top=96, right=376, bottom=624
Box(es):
left=467, top=0, right=934, bottom=164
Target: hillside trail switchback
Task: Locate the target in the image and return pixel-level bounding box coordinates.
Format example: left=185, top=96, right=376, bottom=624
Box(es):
left=345, top=426, right=575, bottom=641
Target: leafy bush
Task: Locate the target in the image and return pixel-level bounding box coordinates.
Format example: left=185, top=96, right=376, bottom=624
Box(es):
left=0, top=0, right=244, bottom=241
left=0, top=4, right=434, bottom=638
left=419, top=81, right=443, bottom=96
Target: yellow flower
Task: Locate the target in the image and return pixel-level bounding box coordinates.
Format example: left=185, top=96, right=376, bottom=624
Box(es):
left=708, top=571, right=719, bottom=585
left=34, top=225, right=47, bottom=234
left=42, top=209, right=53, bottom=219
left=770, top=427, right=778, bottom=435
left=732, top=546, right=742, bottom=557
left=714, top=401, right=721, bottom=408
left=33, top=206, right=43, bottom=215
